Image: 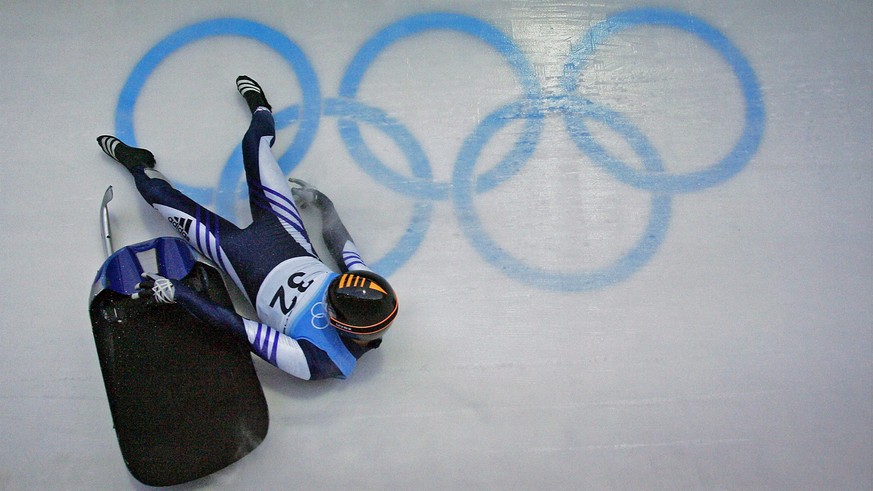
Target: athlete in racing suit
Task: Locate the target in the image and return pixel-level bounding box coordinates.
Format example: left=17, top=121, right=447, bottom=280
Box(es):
left=96, top=76, right=398, bottom=380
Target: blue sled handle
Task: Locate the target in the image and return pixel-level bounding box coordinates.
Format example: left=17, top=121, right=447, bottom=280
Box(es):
left=94, top=237, right=198, bottom=295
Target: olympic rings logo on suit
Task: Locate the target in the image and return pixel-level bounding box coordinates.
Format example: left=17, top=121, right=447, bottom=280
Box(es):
left=114, top=8, right=765, bottom=292
left=311, top=302, right=329, bottom=330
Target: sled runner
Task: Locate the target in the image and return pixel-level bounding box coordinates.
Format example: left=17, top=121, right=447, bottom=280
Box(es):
left=88, top=186, right=268, bottom=487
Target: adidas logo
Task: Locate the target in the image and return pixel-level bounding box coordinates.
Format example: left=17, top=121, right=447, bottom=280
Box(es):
left=167, top=216, right=192, bottom=239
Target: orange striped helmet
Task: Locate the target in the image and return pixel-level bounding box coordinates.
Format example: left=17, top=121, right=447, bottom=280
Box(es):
left=326, top=270, right=398, bottom=341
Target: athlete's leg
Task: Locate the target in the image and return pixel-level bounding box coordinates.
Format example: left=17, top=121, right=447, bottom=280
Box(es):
left=97, top=135, right=255, bottom=300
left=237, top=76, right=318, bottom=260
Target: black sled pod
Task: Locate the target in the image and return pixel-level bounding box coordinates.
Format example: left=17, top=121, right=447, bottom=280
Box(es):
left=88, top=187, right=268, bottom=487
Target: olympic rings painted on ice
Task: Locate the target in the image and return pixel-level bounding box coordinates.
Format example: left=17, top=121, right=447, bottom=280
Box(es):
left=115, top=9, right=765, bottom=290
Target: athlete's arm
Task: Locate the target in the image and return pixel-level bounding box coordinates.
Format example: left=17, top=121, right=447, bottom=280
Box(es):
left=290, top=180, right=370, bottom=273
left=134, top=274, right=317, bottom=380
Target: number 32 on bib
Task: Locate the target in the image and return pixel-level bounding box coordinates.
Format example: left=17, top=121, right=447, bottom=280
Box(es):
left=269, top=272, right=314, bottom=315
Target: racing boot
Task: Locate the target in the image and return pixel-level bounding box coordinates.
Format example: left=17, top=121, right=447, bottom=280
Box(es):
left=236, top=75, right=271, bottom=113
left=96, top=135, right=156, bottom=171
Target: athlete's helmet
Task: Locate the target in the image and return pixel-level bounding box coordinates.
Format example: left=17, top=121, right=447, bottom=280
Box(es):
left=326, top=270, right=398, bottom=341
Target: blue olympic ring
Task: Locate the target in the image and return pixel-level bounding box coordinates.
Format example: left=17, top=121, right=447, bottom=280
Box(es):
left=208, top=97, right=434, bottom=277
left=115, top=18, right=322, bottom=205
left=337, top=12, right=544, bottom=200
left=115, top=9, right=764, bottom=291
left=453, top=96, right=672, bottom=291
left=323, top=97, right=434, bottom=276
left=562, top=8, right=765, bottom=194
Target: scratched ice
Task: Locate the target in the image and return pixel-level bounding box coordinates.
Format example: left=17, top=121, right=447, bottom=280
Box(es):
left=1, top=1, right=870, bottom=489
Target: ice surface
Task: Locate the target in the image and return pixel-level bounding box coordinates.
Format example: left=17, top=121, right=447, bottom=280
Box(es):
left=1, top=1, right=871, bottom=489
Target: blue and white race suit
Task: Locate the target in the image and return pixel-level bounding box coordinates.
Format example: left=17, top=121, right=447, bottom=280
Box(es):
left=129, top=108, right=376, bottom=380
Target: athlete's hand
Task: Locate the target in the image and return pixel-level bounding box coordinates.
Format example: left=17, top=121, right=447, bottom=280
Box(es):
left=288, top=178, right=327, bottom=209
left=132, top=272, right=177, bottom=304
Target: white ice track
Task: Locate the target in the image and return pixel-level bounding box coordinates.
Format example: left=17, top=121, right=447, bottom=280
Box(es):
left=1, top=1, right=871, bottom=489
